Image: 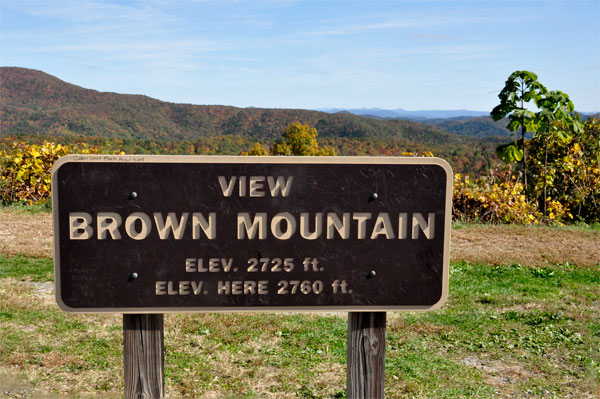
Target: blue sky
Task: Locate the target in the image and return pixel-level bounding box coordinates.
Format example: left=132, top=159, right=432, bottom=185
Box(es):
left=1, top=0, right=599, bottom=112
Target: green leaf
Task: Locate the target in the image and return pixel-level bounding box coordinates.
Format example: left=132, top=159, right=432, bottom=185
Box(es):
left=496, top=141, right=523, bottom=163
left=507, top=119, right=521, bottom=132
left=556, top=130, right=572, bottom=141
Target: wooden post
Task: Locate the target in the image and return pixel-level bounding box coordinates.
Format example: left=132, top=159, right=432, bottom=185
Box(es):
left=123, top=314, right=165, bottom=399
left=347, top=312, right=386, bottom=398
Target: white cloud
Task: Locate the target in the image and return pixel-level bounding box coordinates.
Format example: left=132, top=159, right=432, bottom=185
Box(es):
left=11, top=0, right=170, bottom=23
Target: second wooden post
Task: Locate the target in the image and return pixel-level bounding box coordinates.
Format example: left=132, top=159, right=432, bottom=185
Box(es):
left=347, top=311, right=386, bottom=399
left=123, top=314, right=165, bottom=399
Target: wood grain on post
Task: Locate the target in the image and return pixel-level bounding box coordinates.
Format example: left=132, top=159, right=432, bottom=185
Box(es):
left=123, top=314, right=165, bottom=399
left=347, top=312, right=386, bottom=399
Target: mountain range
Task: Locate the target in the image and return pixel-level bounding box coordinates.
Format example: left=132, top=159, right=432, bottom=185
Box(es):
left=0, top=67, right=514, bottom=140
left=0, top=67, right=514, bottom=173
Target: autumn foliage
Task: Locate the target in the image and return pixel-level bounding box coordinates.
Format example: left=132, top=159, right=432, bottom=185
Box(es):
left=452, top=167, right=568, bottom=224
left=2, top=118, right=599, bottom=225
left=0, top=141, right=121, bottom=205
left=453, top=118, right=600, bottom=224
left=241, top=122, right=337, bottom=156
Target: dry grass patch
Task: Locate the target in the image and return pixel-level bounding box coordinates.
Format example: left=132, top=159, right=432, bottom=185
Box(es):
left=0, top=209, right=53, bottom=258
left=460, top=356, right=542, bottom=398
left=388, top=316, right=456, bottom=334
left=451, top=224, right=599, bottom=267
left=0, top=367, right=36, bottom=399
left=0, top=278, right=51, bottom=311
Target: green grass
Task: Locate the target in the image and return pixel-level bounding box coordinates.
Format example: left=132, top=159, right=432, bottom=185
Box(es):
left=0, top=201, right=52, bottom=214
left=452, top=220, right=600, bottom=232
left=0, top=254, right=53, bottom=281
left=0, top=255, right=598, bottom=398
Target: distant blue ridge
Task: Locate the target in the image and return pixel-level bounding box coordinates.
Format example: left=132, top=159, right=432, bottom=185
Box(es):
left=315, top=108, right=489, bottom=120
left=315, top=108, right=597, bottom=121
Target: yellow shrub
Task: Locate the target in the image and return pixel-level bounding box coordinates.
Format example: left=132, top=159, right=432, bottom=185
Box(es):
left=0, top=141, right=120, bottom=205
left=453, top=168, right=544, bottom=224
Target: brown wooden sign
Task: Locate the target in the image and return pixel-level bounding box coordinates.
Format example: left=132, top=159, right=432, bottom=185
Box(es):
left=52, top=155, right=451, bottom=313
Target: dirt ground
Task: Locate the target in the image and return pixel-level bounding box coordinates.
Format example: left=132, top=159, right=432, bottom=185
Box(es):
left=0, top=208, right=598, bottom=267
left=451, top=224, right=599, bottom=267
left=0, top=209, right=53, bottom=258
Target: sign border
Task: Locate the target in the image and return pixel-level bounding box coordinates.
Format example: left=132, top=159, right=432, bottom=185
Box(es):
left=52, top=155, right=452, bottom=313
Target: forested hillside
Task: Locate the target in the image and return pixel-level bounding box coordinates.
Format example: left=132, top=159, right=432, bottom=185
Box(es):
left=422, top=116, right=512, bottom=137
left=0, top=67, right=509, bottom=173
